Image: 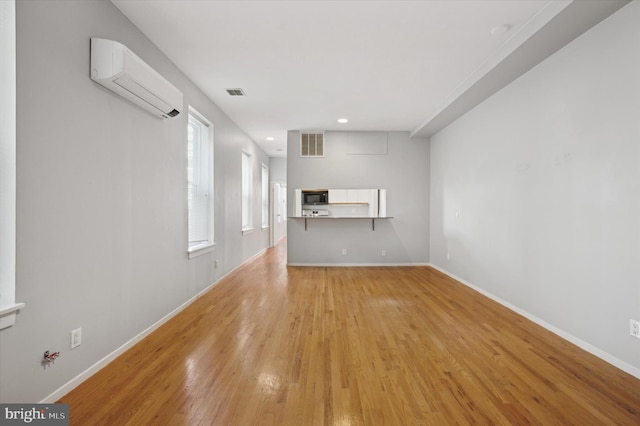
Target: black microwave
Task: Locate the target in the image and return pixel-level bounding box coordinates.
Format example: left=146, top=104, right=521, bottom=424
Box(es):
left=302, top=190, right=329, bottom=205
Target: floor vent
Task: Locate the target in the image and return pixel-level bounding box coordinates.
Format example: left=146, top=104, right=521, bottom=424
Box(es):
left=300, top=133, right=324, bottom=157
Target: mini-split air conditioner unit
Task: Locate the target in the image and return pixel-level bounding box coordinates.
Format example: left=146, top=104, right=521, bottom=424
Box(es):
left=90, top=38, right=183, bottom=118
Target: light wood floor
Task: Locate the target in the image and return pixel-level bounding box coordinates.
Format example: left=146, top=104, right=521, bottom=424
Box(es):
left=61, top=239, right=640, bottom=425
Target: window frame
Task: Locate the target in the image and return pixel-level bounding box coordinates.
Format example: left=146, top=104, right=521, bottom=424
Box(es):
left=261, top=163, right=269, bottom=229
left=241, top=150, right=253, bottom=234
left=0, top=0, right=24, bottom=330
left=187, top=107, right=215, bottom=258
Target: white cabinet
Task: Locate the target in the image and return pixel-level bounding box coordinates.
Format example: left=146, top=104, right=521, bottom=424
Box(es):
left=329, top=189, right=376, bottom=205
left=354, top=189, right=372, bottom=204
left=328, top=189, right=348, bottom=204
left=293, top=189, right=302, bottom=217
left=365, top=190, right=379, bottom=217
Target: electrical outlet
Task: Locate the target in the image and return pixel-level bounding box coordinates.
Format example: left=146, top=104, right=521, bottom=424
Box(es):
left=630, top=320, right=640, bottom=339
left=342, top=249, right=347, bottom=255
left=381, top=250, right=386, bottom=257
left=71, top=328, right=82, bottom=348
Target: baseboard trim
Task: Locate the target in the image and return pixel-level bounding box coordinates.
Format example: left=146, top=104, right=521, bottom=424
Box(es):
left=288, top=262, right=430, bottom=267
left=428, top=263, right=640, bottom=380
left=40, top=249, right=268, bottom=404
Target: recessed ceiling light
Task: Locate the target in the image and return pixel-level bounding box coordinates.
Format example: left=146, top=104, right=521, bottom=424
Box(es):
left=337, top=118, right=348, bottom=124
left=266, top=137, right=274, bottom=141
left=490, top=24, right=511, bottom=36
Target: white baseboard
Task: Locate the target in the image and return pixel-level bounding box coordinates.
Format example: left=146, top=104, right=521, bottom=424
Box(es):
left=428, top=263, right=640, bottom=380
left=40, top=250, right=267, bottom=404
left=287, top=262, right=430, bottom=267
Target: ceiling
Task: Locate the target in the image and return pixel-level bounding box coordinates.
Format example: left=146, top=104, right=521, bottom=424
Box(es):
left=111, top=0, right=628, bottom=157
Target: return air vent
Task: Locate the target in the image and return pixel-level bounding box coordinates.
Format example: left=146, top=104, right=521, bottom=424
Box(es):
left=300, top=133, right=324, bottom=157
left=226, top=88, right=246, bottom=96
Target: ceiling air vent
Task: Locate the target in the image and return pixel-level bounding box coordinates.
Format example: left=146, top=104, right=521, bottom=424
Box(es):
left=300, top=133, right=324, bottom=157
left=226, top=88, right=246, bottom=96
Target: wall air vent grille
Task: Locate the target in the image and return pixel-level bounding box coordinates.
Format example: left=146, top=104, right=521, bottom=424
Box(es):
left=226, top=88, right=246, bottom=96
left=300, top=133, right=324, bottom=157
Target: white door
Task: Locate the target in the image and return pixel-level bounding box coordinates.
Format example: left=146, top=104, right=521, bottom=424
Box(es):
left=270, top=182, right=287, bottom=246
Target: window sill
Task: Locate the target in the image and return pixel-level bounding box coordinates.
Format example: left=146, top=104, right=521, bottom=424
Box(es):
left=188, top=243, right=215, bottom=259
left=242, top=227, right=254, bottom=235
left=0, top=303, right=26, bottom=330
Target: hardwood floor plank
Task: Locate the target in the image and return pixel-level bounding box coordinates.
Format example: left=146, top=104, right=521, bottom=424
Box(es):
left=60, top=240, right=640, bottom=425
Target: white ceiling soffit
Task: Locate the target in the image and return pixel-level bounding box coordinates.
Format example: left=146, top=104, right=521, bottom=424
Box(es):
left=111, top=0, right=630, bottom=157
left=411, top=0, right=631, bottom=138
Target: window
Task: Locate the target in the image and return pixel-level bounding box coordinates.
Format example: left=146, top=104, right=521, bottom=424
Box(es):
left=261, top=163, right=269, bottom=228
left=0, top=0, right=23, bottom=330
left=241, top=151, right=253, bottom=232
left=187, top=108, right=214, bottom=255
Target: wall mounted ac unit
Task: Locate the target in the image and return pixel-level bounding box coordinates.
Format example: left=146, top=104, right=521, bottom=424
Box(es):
left=90, top=38, right=182, bottom=118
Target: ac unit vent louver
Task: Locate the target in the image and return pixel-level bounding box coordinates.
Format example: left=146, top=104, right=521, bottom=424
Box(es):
left=300, top=133, right=324, bottom=157
left=226, top=88, right=246, bottom=96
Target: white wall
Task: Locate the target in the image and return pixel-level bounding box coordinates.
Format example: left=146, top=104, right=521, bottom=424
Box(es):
left=0, top=0, right=269, bottom=402
left=269, top=157, right=286, bottom=183
left=287, top=131, right=429, bottom=265
left=430, top=1, right=640, bottom=373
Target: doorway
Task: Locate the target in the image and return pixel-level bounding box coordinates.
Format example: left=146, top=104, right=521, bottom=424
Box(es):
left=270, top=182, right=287, bottom=247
